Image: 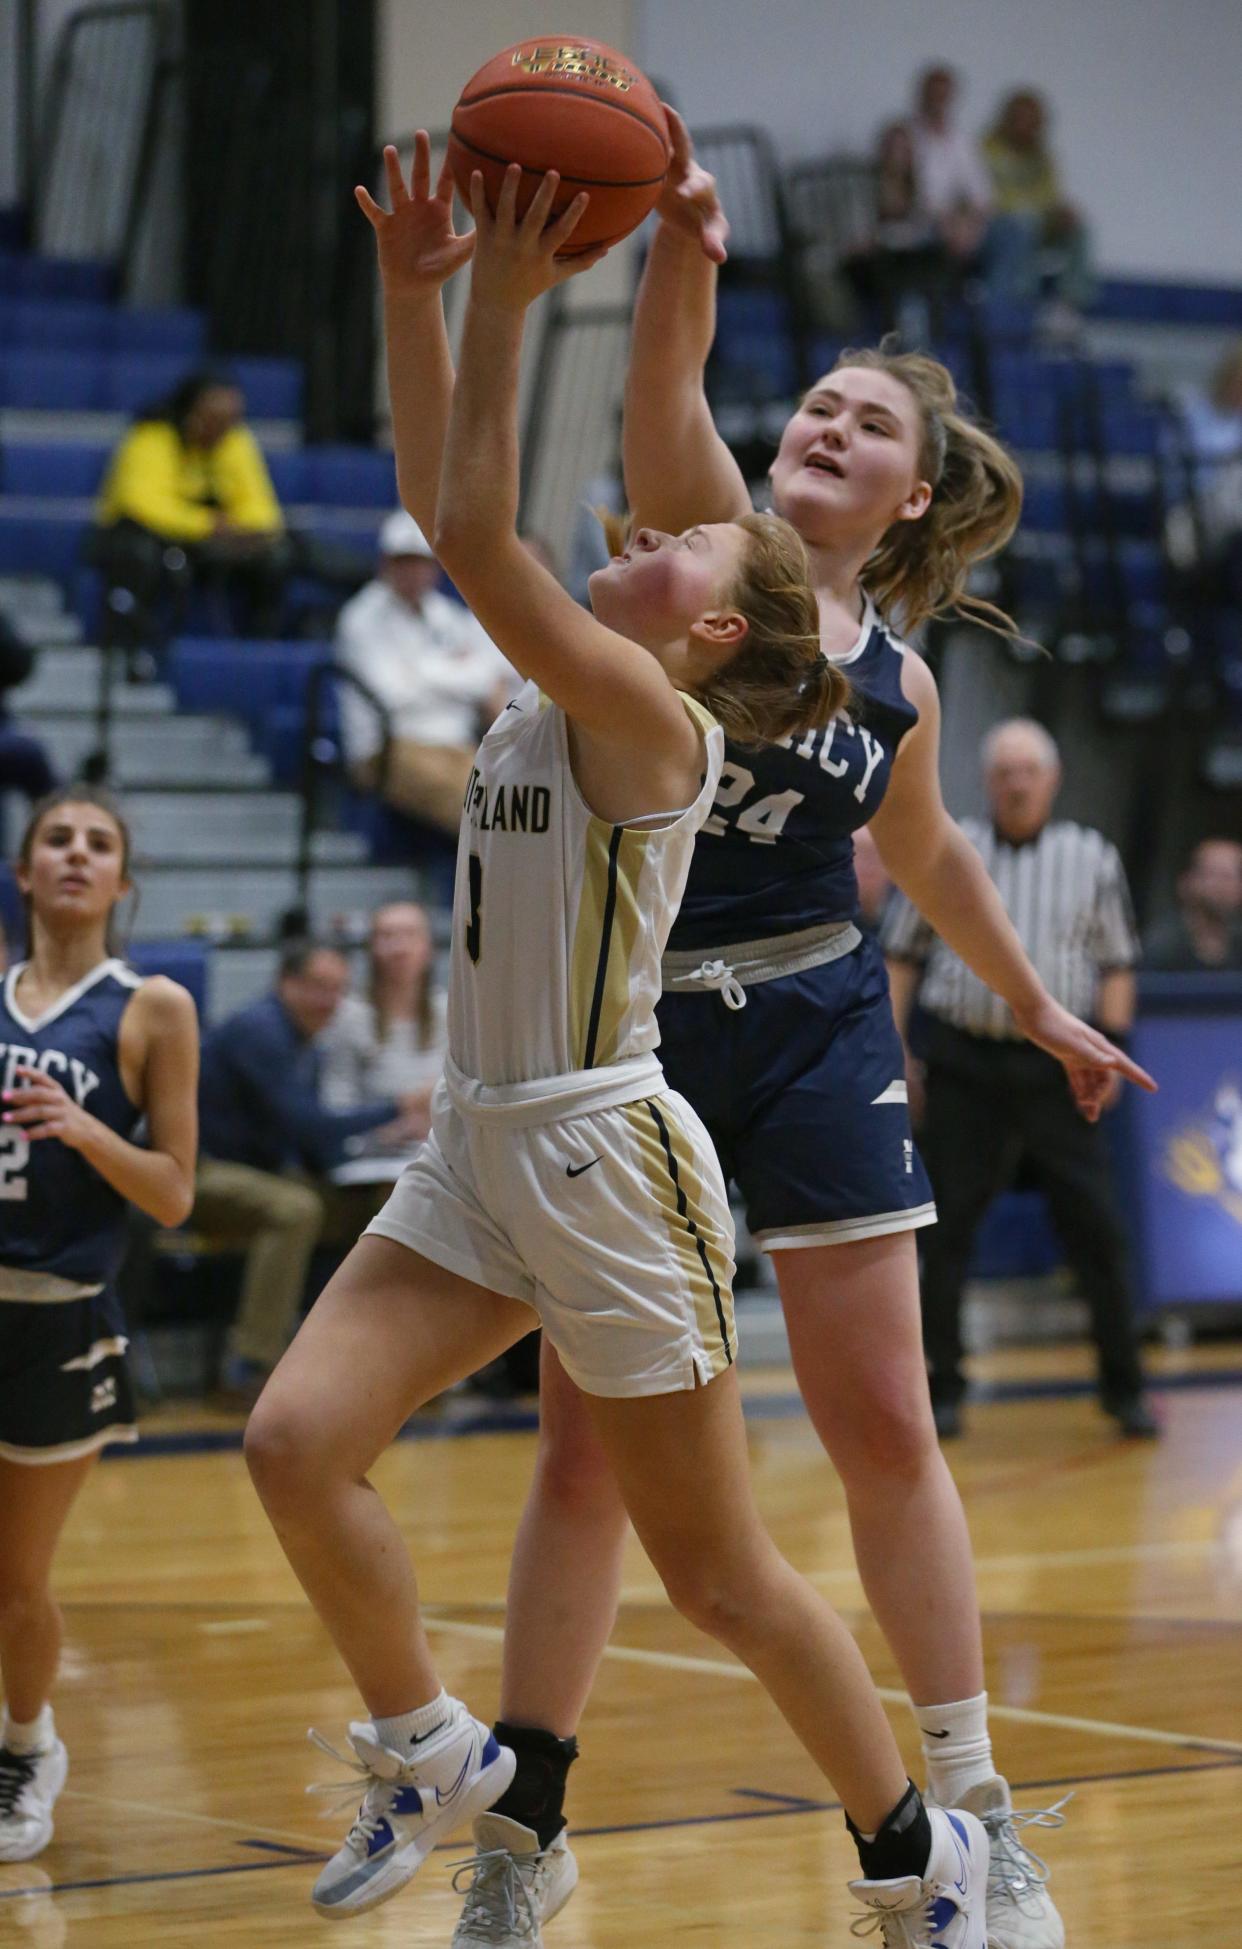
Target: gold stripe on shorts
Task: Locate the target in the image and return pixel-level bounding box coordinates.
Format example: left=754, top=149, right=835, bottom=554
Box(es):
left=621, top=1097, right=735, bottom=1371
left=570, top=818, right=649, bottom=1069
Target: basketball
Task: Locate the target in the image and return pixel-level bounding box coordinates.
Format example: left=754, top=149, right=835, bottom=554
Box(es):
left=447, top=37, right=671, bottom=255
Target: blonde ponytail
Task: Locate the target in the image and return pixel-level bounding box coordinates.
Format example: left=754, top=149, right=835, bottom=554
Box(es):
left=696, top=512, right=849, bottom=745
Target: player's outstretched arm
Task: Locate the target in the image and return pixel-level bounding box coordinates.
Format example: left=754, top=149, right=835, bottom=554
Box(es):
left=623, top=107, right=750, bottom=537
left=356, top=134, right=474, bottom=538
left=433, top=167, right=700, bottom=781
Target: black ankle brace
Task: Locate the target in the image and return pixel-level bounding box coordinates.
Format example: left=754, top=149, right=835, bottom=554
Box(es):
left=490, top=1722, right=580, bottom=1851
left=847, top=1779, right=933, bottom=1884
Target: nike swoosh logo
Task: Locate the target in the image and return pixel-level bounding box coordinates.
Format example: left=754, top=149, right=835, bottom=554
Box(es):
left=566, top=1157, right=602, bottom=1178
left=434, top=1749, right=472, bottom=1807
left=926, top=1728, right=952, bottom=1739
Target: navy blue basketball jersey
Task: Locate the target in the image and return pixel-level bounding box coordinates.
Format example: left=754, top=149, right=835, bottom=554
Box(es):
left=668, top=598, right=920, bottom=950
left=0, top=958, right=144, bottom=1285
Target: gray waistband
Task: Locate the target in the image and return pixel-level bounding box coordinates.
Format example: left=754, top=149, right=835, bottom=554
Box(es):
left=662, top=920, right=861, bottom=996
left=0, top=1267, right=104, bottom=1304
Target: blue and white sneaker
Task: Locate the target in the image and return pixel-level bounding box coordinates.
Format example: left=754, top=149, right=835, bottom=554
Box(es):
left=951, top=1776, right=1067, bottom=1949
left=307, top=1702, right=515, bottom=1919
left=849, top=1805, right=988, bottom=1946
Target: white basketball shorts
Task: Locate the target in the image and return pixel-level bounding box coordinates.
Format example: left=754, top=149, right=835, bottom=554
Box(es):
left=366, top=1074, right=736, bottom=1399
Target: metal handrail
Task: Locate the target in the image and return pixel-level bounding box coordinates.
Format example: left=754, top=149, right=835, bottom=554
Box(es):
left=295, top=660, right=393, bottom=910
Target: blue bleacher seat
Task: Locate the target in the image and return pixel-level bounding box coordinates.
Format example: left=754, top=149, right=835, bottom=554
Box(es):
left=111, top=308, right=207, bottom=357
left=264, top=451, right=311, bottom=503
left=0, top=299, right=112, bottom=351
left=128, top=940, right=209, bottom=1017
left=0, top=251, right=113, bottom=303
left=0, top=349, right=105, bottom=410
left=0, top=508, right=88, bottom=581
left=232, top=356, right=304, bottom=420
left=102, top=352, right=196, bottom=413
left=0, top=441, right=109, bottom=499
left=306, top=446, right=396, bottom=508
left=1093, top=278, right=1242, bottom=328
left=169, top=637, right=328, bottom=730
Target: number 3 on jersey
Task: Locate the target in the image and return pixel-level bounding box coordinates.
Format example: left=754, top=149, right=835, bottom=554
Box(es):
left=465, top=852, right=483, bottom=963
left=702, top=762, right=803, bottom=845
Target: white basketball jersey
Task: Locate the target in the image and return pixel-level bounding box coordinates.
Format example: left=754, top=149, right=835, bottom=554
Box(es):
left=449, top=681, right=724, bottom=1088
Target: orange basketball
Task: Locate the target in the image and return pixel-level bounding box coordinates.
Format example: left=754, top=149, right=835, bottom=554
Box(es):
left=447, top=37, right=670, bottom=256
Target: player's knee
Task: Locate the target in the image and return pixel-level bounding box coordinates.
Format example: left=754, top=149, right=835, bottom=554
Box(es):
left=534, top=1413, right=625, bottom=1525
left=0, top=1577, right=50, bottom=1634
left=656, top=1552, right=754, bottom=1645
left=243, top=1397, right=323, bottom=1514
left=838, top=1381, right=936, bottom=1488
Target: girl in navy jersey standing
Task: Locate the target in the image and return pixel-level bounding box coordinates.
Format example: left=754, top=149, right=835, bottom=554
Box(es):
left=0, top=788, right=198, bottom=1862
left=437, top=117, right=1155, bottom=1949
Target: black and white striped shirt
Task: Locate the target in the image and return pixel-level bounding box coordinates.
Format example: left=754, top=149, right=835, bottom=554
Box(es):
left=880, top=818, right=1140, bottom=1040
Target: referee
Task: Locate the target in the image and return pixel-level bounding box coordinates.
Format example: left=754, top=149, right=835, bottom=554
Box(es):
left=883, top=717, right=1157, bottom=1440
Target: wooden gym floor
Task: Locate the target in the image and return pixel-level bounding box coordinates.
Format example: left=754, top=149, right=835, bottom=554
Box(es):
left=5, top=1340, right=1241, bottom=1946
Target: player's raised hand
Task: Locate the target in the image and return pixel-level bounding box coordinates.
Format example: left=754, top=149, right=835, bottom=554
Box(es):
left=356, top=134, right=476, bottom=293
left=656, top=105, right=729, bottom=263
left=1010, top=995, right=1156, bottom=1122
left=466, top=166, right=609, bottom=312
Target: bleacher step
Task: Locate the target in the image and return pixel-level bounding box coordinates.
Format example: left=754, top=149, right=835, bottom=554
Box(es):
left=132, top=862, right=418, bottom=939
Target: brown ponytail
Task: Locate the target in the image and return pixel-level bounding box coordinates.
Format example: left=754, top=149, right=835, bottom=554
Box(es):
left=827, top=343, right=1025, bottom=638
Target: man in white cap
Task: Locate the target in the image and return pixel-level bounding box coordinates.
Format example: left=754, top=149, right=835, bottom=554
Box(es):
left=334, top=509, right=516, bottom=835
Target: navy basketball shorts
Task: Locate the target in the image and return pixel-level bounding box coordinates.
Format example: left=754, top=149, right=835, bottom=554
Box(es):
left=656, top=930, right=936, bottom=1250
left=0, top=1286, right=137, bottom=1465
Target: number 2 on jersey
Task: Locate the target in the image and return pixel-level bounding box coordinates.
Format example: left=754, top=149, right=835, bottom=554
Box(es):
left=0, top=1129, right=30, bottom=1201
left=702, top=761, right=803, bottom=845
left=465, top=852, right=483, bottom=963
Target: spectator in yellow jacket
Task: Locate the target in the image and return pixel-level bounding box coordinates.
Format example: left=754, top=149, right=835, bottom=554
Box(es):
left=89, top=370, right=292, bottom=671
left=982, top=90, right=1093, bottom=318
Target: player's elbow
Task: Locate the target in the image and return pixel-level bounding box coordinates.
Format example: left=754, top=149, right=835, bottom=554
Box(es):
left=432, top=512, right=476, bottom=575
left=154, top=1173, right=196, bottom=1228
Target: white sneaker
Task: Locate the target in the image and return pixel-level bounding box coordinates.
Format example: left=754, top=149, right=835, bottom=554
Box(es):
left=307, top=1702, right=515, bottom=1919
left=849, top=1804, right=988, bottom=1946
left=0, top=1741, right=69, bottom=1863
left=952, top=1776, right=1067, bottom=1949
left=450, top=1813, right=579, bottom=1945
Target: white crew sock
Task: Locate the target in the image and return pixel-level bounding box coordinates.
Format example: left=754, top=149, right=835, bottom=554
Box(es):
left=3, top=1704, right=55, bottom=1757
left=372, top=1690, right=450, bottom=1754
left=912, top=1691, right=994, bottom=1806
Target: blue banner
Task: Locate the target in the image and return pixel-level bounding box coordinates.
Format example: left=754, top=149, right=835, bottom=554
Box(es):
left=1130, top=1001, right=1242, bottom=1308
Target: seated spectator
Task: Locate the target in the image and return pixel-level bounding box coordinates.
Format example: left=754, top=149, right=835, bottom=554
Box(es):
left=87, top=369, right=290, bottom=671
left=982, top=89, right=1093, bottom=316
left=320, top=900, right=447, bottom=1133
left=1144, top=839, right=1242, bottom=970
left=0, top=613, right=56, bottom=804
left=906, top=65, right=992, bottom=273
left=193, top=938, right=424, bottom=1402
left=334, top=510, right=515, bottom=836
left=843, top=121, right=950, bottom=336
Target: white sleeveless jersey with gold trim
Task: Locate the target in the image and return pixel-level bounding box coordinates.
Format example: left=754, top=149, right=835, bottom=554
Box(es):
left=448, top=681, right=724, bottom=1088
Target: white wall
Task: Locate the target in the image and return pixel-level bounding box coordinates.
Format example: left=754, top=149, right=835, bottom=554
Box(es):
left=636, top=0, right=1242, bottom=282
left=378, top=2, right=636, bottom=150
